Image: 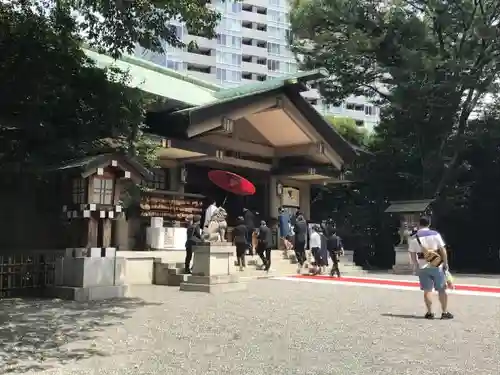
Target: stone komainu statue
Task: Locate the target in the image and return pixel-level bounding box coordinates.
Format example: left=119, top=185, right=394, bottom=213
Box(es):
left=203, top=207, right=228, bottom=242
left=398, top=221, right=412, bottom=246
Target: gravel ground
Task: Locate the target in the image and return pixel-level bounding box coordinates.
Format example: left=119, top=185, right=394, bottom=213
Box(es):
left=1, top=279, right=499, bottom=375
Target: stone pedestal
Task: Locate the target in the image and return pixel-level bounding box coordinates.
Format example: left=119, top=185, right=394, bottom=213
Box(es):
left=180, top=242, right=247, bottom=294
left=342, top=250, right=354, bottom=264
left=48, top=247, right=127, bottom=301
left=392, top=245, right=413, bottom=274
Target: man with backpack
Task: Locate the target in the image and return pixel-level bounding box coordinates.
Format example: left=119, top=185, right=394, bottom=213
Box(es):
left=408, top=216, right=453, bottom=320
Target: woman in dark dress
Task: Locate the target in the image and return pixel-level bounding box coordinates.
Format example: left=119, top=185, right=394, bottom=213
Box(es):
left=293, top=215, right=308, bottom=273
left=232, top=216, right=248, bottom=271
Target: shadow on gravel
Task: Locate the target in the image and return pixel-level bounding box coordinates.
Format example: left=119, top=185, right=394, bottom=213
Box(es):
left=381, top=313, right=426, bottom=320
left=0, top=297, right=160, bottom=374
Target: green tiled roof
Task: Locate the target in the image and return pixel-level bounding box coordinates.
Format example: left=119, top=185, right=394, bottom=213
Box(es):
left=83, top=47, right=328, bottom=109
left=54, top=155, right=106, bottom=171
left=53, top=153, right=152, bottom=179
left=168, top=69, right=328, bottom=118
left=385, top=200, right=434, bottom=214
left=214, top=69, right=328, bottom=100
left=83, top=49, right=220, bottom=106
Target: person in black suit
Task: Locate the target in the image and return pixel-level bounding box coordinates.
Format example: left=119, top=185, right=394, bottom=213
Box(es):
left=293, top=214, right=308, bottom=273
left=185, top=214, right=202, bottom=274
left=232, top=216, right=248, bottom=271
left=326, top=227, right=344, bottom=277
left=256, top=220, right=273, bottom=271
left=290, top=209, right=300, bottom=229
left=243, top=208, right=257, bottom=256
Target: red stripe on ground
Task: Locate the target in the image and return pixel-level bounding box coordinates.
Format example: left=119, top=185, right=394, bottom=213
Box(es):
left=292, top=275, right=500, bottom=293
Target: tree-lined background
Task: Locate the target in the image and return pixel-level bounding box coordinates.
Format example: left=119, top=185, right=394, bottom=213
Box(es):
left=292, top=0, right=500, bottom=272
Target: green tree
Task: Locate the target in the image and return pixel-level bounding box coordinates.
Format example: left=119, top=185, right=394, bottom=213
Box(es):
left=325, top=116, right=368, bottom=146
left=54, top=0, right=219, bottom=58
left=291, top=0, right=500, bottom=198
left=0, top=3, right=153, bottom=170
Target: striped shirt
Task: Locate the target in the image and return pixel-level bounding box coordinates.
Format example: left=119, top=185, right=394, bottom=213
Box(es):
left=408, top=227, right=445, bottom=268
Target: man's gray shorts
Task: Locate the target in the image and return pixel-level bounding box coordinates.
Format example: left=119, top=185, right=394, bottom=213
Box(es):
left=418, top=266, right=446, bottom=292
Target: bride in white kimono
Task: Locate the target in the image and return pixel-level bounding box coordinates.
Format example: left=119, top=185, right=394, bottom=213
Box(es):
left=203, top=200, right=218, bottom=229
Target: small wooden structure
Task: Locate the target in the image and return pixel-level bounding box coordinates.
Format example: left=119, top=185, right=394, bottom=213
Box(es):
left=56, top=153, right=151, bottom=250
left=385, top=200, right=434, bottom=241
left=385, top=199, right=434, bottom=273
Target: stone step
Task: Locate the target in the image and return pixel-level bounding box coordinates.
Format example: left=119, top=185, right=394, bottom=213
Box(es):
left=166, top=273, right=190, bottom=286
left=167, top=268, right=185, bottom=275
left=160, top=262, right=185, bottom=270
left=157, top=253, right=366, bottom=284
left=179, top=281, right=247, bottom=293
left=188, top=274, right=242, bottom=284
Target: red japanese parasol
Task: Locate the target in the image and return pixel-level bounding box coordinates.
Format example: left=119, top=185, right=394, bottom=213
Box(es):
left=208, top=170, right=256, bottom=196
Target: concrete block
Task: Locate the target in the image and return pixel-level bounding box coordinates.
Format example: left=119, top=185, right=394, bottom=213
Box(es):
left=124, top=257, right=154, bottom=285
left=46, top=285, right=128, bottom=302
left=104, top=247, right=116, bottom=257
left=55, top=257, right=125, bottom=288
left=181, top=243, right=246, bottom=294
left=89, top=247, right=102, bottom=257
left=191, top=243, right=234, bottom=277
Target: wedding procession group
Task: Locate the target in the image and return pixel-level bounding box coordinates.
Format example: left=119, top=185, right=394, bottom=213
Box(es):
left=277, top=208, right=345, bottom=277
left=182, top=200, right=345, bottom=277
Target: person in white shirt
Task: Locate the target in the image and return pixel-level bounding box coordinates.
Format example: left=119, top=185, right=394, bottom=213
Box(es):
left=309, top=225, right=322, bottom=274
left=203, top=200, right=218, bottom=229
left=408, top=216, right=453, bottom=320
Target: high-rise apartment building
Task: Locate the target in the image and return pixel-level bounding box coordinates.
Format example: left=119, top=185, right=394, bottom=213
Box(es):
left=134, top=0, right=380, bottom=130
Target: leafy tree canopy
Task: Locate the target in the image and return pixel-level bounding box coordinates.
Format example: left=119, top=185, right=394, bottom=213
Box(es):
left=325, top=115, right=369, bottom=146
left=0, top=3, right=153, bottom=170
left=291, top=0, right=500, bottom=197
left=55, top=0, right=219, bottom=58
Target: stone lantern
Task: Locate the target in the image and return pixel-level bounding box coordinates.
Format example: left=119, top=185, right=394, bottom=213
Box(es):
left=60, top=153, right=150, bottom=253
left=52, top=153, right=151, bottom=301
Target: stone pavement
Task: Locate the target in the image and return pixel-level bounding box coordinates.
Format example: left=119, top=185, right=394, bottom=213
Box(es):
left=1, top=279, right=499, bottom=375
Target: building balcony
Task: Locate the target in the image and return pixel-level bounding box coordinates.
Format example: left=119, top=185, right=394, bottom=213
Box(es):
left=242, top=61, right=268, bottom=75
left=184, top=35, right=216, bottom=50
left=179, top=51, right=215, bottom=66
left=241, top=10, right=268, bottom=25
left=242, top=43, right=268, bottom=58
left=241, top=27, right=268, bottom=41
left=242, top=0, right=269, bottom=8
left=325, top=107, right=379, bottom=123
